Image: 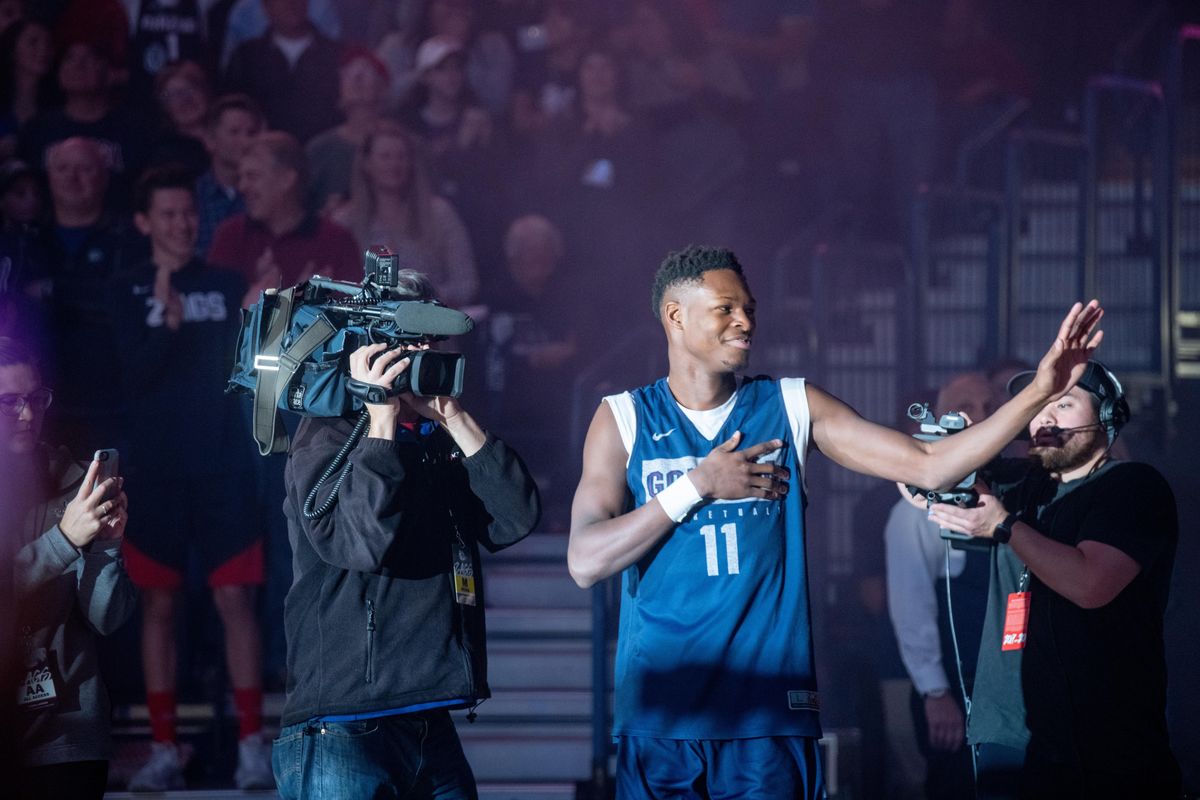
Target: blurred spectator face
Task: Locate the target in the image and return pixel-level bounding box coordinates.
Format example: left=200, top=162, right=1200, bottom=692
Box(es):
left=506, top=217, right=563, bottom=295
left=159, top=68, right=210, bottom=132
left=579, top=51, right=618, bottom=102
left=423, top=54, right=466, bottom=102
left=207, top=108, right=262, bottom=165
left=1, top=173, right=44, bottom=227
left=15, top=22, right=53, bottom=77
left=936, top=372, right=994, bottom=424
left=135, top=187, right=199, bottom=264
left=429, top=0, right=472, bottom=42
left=0, top=0, right=20, bottom=36
left=544, top=3, right=582, bottom=50
left=364, top=132, right=411, bottom=194
left=264, top=0, right=309, bottom=36
left=631, top=3, right=672, bottom=59
left=58, top=42, right=110, bottom=97
left=239, top=147, right=297, bottom=222
left=0, top=361, right=48, bottom=456
left=339, top=56, right=386, bottom=111
left=989, top=366, right=1024, bottom=408
left=46, top=139, right=109, bottom=219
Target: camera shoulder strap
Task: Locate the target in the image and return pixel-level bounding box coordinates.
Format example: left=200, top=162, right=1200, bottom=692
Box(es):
left=249, top=286, right=329, bottom=455
left=251, top=285, right=340, bottom=455
left=254, top=289, right=340, bottom=454
left=252, top=287, right=297, bottom=455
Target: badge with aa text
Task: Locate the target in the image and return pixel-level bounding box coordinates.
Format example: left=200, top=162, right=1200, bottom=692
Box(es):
left=17, top=649, right=59, bottom=711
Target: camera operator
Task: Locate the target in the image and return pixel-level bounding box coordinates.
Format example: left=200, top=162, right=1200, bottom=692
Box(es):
left=926, top=361, right=1180, bottom=799
left=272, top=270, right=541, bottom=799
left=3, top=336, right=137, bottom=800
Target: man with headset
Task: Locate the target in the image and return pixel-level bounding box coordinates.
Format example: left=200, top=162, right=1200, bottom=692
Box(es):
left=926, top=360, right=1180, bottom=799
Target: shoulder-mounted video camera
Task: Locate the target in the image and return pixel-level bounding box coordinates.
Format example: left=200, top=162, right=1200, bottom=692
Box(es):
left=228, top=246, right=473, bottom=455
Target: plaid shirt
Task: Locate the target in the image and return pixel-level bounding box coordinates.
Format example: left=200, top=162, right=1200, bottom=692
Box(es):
left=194, top=170, right=244, bottom=258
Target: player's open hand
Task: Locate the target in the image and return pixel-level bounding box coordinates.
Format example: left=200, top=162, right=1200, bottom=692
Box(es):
left=1030, top=300, right=1104, bottom=401
left=690, top=431, right=790, bottom=501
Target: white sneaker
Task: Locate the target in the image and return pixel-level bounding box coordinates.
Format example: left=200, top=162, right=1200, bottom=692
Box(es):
left=235, top=731, right=275, bottom=790
left=128, top=741, right=187, bottom=791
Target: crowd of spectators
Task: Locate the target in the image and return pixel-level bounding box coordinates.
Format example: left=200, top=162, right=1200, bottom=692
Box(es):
left=0, top=0, right=1084, bottom=791
left=0, top=0, right=1048, bottom=495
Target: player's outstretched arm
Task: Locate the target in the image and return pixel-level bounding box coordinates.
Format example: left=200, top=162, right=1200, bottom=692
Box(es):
left=567, top=404, right=790, bottom=588
left=809, top=300, right=1104, bottom=490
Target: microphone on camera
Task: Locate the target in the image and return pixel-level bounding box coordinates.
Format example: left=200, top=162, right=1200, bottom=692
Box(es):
left=392, top=301, right=474, bottom=337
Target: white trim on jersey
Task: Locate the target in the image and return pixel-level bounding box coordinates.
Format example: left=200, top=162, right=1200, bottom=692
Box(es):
left=603, top=378, right=811, bottom=489
left=780, top=378, right=810, bottom=491
left=604, top=392, right=638, bottom=467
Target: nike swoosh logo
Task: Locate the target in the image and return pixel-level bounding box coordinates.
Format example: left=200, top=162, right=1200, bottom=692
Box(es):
left=651, top=429, right=676, bottom=441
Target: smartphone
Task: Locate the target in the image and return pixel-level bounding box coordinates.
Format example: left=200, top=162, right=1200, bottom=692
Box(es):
left=93, top=448, right=119, bottom=497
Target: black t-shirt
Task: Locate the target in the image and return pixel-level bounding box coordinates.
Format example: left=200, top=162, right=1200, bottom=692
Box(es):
left=1020, top=461, right=1177, bottom=774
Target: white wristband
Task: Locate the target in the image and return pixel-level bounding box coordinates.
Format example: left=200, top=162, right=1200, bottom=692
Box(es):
left=656, top=473, right=703, bottom=523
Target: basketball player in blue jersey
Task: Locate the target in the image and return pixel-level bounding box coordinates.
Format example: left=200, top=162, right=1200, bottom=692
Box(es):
left=568, top=245, right=1105, bottom=799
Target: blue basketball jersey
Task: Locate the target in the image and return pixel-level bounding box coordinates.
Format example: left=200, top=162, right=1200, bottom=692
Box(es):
left=606, top=375, right=821, bottom=740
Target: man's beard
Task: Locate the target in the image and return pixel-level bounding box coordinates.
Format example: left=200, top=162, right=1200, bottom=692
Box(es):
left=1028, top=428, right=1106, bottom=474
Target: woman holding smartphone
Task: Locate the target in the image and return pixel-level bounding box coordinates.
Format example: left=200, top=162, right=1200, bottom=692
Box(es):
left=2, top=336, right=137, bottom=800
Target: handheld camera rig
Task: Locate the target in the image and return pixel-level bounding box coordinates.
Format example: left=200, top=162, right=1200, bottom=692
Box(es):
left=903, top=402, right=989, bottom=550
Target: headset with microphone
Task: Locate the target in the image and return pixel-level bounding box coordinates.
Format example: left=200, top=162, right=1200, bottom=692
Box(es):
left=1007, top=359, right=1131, bottom=447
left=1081, top=360, right=1130, bottom=447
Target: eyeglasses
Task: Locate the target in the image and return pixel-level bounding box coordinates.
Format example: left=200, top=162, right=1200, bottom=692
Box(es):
left=0, top=388, right=53, bottom=418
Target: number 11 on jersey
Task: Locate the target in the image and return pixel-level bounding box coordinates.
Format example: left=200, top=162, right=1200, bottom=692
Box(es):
left=700, top=523, right=740, bottom=576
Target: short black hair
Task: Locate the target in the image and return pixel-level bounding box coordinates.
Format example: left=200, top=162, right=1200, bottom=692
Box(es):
left=0, top=336, right=39, bottom=372
left=134, top=164, right=195, bottom=215
left=651, top=244, right=743, bottom=318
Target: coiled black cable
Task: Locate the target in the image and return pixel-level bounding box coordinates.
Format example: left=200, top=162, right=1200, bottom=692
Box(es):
left=302, top=410, right=371, bottom=519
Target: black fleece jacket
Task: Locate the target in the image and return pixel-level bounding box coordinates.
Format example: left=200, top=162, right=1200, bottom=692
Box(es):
left=280, top=414, right=540, bottom=727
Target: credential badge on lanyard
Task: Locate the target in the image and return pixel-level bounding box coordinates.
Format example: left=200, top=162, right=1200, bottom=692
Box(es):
left=17, top=647, right=59, bottom=711
left=1002, top=568, right=1031, bottom=651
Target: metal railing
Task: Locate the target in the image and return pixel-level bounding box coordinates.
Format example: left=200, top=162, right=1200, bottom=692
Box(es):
left=1081, top=75, right=1171, bottom=410
left=1168, top=26, right=1200, bottom=381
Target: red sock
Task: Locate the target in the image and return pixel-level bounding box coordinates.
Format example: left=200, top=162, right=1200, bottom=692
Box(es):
left=146, top=690, right=177, bottom=743
left=233, top=687, right=263, bottom=740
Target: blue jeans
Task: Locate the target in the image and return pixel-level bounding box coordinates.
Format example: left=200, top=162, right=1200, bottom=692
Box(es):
left=272, top=710, right=477, bottom=800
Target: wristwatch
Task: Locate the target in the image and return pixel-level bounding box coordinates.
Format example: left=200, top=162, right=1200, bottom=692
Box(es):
left=992, top=512, right=1020, bottom=544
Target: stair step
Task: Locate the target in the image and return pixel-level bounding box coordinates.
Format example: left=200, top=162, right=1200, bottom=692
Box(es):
left=454, top=721, right=592, bottom=782
left=486, top=563, right=590, bottom=609
left=486, top=606, right=592, bottom=639
left=489, top=640, right=595, bottom=691
left=477, top=784, right=578, bottom=800
left=486, top=531, right=569, bottom=563
left=467, top=689, right=595, bottom=720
